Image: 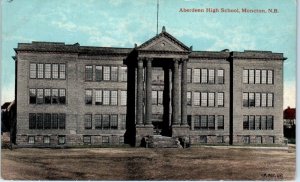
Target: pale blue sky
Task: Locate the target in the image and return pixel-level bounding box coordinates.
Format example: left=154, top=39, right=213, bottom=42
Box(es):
left=1, top=0, right=296, bottom=108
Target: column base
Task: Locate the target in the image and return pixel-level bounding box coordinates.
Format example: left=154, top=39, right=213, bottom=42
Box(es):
left=171, top=125, right=190, bottom=137
left=135, top=125, right=154, bottom=147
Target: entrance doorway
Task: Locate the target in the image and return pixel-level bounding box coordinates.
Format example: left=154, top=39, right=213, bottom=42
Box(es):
left=152, top=120, right=163, bottom=135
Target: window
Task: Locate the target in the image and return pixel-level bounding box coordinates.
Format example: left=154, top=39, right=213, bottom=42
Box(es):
left=44, top=113, right=51, bottom=129
left=194, top=92, right=200, bottom=106
left=110, top=115, right=118, bottom=129
left=84, top=114, right=92, bottom=129
left=194, top=116, right=200, bottom=130
left=29, top=89, right=36, bottom=104
left=255, top=116, right=261, bottom=130
left=243, top=136, right=250, bottom=144
left=52, top=64, right=59, bottom=79
left=120, top=67, right=127, bottom=82
left=187, top=115, right=192, bottom=128
left=158, top=91, right=163, bottom=105
left=85, top=90, right=92, bottom=105
left=267, top=70, right=273, bottom=84
left=152, top=91, right=158, bottom=105
left=255, top=93, right=261, bottom=107
left=208, top=69, right=215, bottom=84
left=256, top=136, right=262, bottom=144
left=59, top=64, right=66, bottom=79
left=52, top=114, right=58, bottom=129
left=95, top=90, right=103, bottom=105
left=217, top=136, right=224, bottom=143
left=208, top=115, right=215, bottom=130
left=243, top=115, right=273, bottom=130
left=193, top=69, right=200, bottom=83
left=255, top=70, right=261, bottom=84
left=36, top=113, right=44, bottom=129
left=199, top=136, right=207, bottom=143
left=217, top=92, right=224, bottom=107
left=103, top=90, right=110, bottom=105
left=102, top=115, right=110, bottom=129
left=29, top=113, right=36, bottom=129
left=249, top=93, right=255, bottom=107
left=249, top=115, right=255, bottom=130
left=111, top=66, right=118, bottom=81
left=37, top=89, right=44, bottom=104
left=261, top=116, right=267, bottom=130
left=103, top=66, right=110, bottom=81
left=95, top=66, right=103, bottom=81
left=201, top=69, right=208, bottom=83
left=249, top=70, right=254, bottom=84
left=119, top=136, right=124, bottom=144
left=243, top=70, right=248, bottom=84
left=261, top=93, right=267, bottom=107
left=52, top=89, right=59, bottom=104
left=152, top=68, right=164, bottom=84
left=28, top=136, right=35, bottom=144
left=95, top=114, right=102, bottom=129
left=261, top=70, right=267, bottom=84
left=59, top=89, right=66, bottom=104
left=120, top=114, right=126, bottom=130
left=44, top=89, right=51, bottom=104
left=201, top=92, right=207, bottom=107
left=200, top=115, right=208, bottom=129
left=243, top=93, right=248, bottom=107
left=269, top=136, right=275, bottom=144
left=243, top=115, right=249, bottom=130
left=102, top=136, right=109, bottom=144
left=267, top=115, right=273, bottom=130
left=111, top=91, right=118, bottom=105
left=44, top=136, right=50, bottom=144
left=187, top=69, right=192, bottom=83
left=30, top=64, right=37, bottom=78
left=58, top=136, right=65, bottom=145
left=267, top=93, right=273, bottom=107
left=121, top=91, right=127, bottom=106
left=58, top=114, right=66, bottom=129
left=208, top=93, right=215, bottom=107
left=83, top=136, right=91, bottom=144
left=85, top=65, right=93, bottom=81
left=217, top=69, right=224, bottom=84
left=37, top=64, right=44, bottom=78
left=45, top=64, right=51, bottom=79
left=187, top=92, right=191, bottom=105
left=217, top=115, right=224, bottom=130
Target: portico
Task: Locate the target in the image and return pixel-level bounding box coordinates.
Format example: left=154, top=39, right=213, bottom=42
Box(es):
left=134, top=27, right=191, bottom=144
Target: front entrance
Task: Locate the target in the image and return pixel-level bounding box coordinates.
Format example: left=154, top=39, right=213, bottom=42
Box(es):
left=152, top=121, right=163, bottom=135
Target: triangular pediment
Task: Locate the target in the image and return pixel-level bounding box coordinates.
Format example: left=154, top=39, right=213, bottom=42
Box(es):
left=137, top=29, right=190, bottom=52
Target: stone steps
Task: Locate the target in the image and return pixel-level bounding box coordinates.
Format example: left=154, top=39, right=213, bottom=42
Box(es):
left=145, top=135, right=182, bottom=148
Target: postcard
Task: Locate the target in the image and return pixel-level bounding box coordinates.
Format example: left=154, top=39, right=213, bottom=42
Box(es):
left=1, top=0, right=296, bottom=180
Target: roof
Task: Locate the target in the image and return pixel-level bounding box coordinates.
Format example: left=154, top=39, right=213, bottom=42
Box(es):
left=1, top=102, right=11, bottom=110
left=13, top=27, right=286, bottom=61
left=284, top=107, right=296, bottom=120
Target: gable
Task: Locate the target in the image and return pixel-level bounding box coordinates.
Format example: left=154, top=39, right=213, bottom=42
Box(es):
left=137, top=30, right=190, bottom=52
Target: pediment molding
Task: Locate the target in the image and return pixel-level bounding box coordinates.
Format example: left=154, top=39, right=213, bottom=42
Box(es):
left=137, top=31, right=190, bottom=52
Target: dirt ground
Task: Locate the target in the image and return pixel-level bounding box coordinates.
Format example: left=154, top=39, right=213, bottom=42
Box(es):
left=1, top=146, right=295, bottom=180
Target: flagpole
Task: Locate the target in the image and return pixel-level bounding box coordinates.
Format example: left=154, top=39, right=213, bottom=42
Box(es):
left=157, top=0, right=159, bottom=35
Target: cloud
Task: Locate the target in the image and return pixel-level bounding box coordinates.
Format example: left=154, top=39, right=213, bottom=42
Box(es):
left=284, top=82, right=296, bottom=108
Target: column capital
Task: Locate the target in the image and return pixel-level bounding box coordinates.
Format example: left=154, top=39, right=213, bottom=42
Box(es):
left=145, top=57, right=153, bottom=62
left=180, top=58, right=189, bottom=63
left=173, top=58, right=180, bottom=63
left=138, top=57, right=145, bottom=62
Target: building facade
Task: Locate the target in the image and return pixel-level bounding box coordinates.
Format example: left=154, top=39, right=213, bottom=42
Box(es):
left=13, top=28, right=285, bottom=147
